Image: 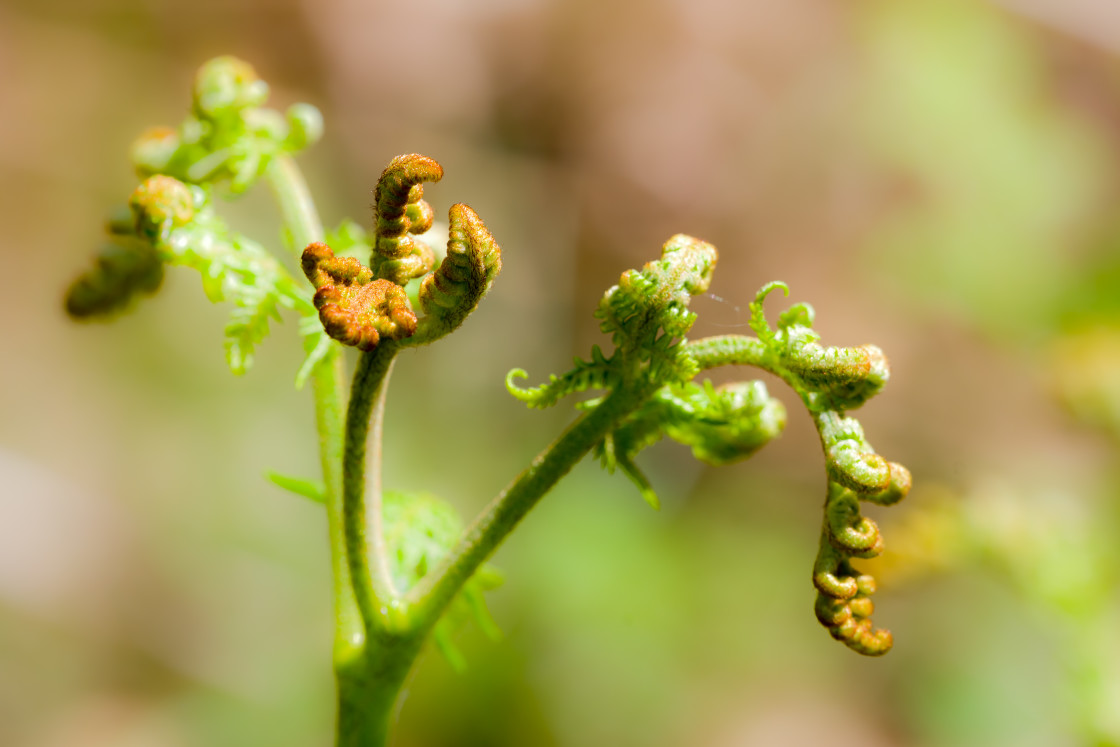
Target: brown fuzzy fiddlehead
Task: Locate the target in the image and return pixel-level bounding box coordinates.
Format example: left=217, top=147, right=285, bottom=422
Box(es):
left=302, top=242, right=418, bottom=351
left=300, top=154, right=501, bottom=351
left=370, top=154, right=444, bottom=286
left=410, top=203, right=502, bottom=345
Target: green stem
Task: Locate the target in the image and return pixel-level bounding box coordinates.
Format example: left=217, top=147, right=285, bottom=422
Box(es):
left=266, top=154, right=324, bottom=249
left=311, top=348, right=363, bottom=660
left=265, top=156, right=374, bottom=733
left=367, top=355, right=400, bottom=600
left=335, top=631, right=424, bottom=747
left=684, top=334, right=771, bottom=373
left=685, top=333, right=814, bottom=407
left=343, top=345, right=403, bottom=625
left=405, top=385, right=650, bottom=625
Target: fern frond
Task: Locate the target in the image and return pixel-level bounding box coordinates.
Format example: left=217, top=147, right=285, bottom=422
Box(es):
left=505, top=345, right=616, bottom=409
left=126, top=175, right=305, bottom=374
left=130, top=56, right=322, bottom=193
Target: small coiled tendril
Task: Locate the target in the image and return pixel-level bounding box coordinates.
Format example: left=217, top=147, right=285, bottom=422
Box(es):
left=509, top=244, right=911, bottom=655
left=300, top=154, right=501, bottom=351
left=506, top=344, right=617, bottom=410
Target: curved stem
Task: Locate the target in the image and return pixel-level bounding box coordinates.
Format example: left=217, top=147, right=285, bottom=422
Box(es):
left=405, top=384, right=650, bottom=627
left=266, top=154, right=324, bottom=252
left=344, top=344, right=403, bottom=625
left=264, top=156, right=368, bottom=682
left=684, top=334, right=772, bottom=374
left=367, top=356, right=399, bottom=601
left=312, top=348, right=363, bottom=652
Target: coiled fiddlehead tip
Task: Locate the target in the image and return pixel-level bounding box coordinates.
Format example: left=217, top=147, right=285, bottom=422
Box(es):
left=301, top=241, right=417, bottom=351
left=372, top=154, right=445, bottom=284
left=660, top=234, right=719, bottom=296
left=284, top=103, right=324, bottom=150
left=812, top=452, right=910, bottom=655
left=64, top=240, right=164, bottom=320
left=595, top=234, right=718, bottom=374
left=129, top=175, right=197, bottom=243
left=131, top=126, right=180, bottom=177
left=864, top=462, right=912, bottom=506
left=192, top=56, right=269, bottom=118
left=411, top=203, right=501, bottom=344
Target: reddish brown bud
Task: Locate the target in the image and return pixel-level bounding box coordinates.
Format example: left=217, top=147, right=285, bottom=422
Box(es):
left=301, top=241, right=417, bottom=351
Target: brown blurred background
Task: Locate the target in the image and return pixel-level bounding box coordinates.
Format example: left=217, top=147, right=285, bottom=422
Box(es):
left=4, top=0, right=1120, bottom=745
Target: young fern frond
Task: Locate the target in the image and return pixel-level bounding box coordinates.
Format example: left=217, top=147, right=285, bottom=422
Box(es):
left=510, top=248, right=911, bottom=655
left=505, top=345, right=618, bottom=409
left=298, top=156, right=502, bottom=353
left=127, top=175, right=311, bottom=374
left=131, top=56, right=322, bottom=193
left=596, top=233, right=715, bottom=381
left=68, top=172, right=316, bottom=375
left=69, top=54, right=913, bottom=746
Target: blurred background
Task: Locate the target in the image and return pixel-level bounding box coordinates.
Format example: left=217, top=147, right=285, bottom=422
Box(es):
left=4, top=0, right=1120, bottom=745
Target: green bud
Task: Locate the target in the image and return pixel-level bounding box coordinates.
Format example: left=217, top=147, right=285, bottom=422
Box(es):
left=285, top=103, right=324, bottom=150
left=192, top=56, right=269, bottom=118
left=129, top=175, right=196, bottom=243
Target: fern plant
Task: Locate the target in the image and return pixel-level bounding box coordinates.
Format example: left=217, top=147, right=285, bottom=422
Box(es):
left=66, top=56, right=911, bottom=746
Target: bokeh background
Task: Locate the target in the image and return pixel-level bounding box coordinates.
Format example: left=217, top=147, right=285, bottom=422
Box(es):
left=4, top=0, right=1120, bottom=745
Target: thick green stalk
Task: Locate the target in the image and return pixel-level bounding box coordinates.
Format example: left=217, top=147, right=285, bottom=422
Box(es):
left=335, top=630, right=424, bottom=747
left=334, top=343, right=424, bottom=747
left=342, top=344, right=402, bottom=622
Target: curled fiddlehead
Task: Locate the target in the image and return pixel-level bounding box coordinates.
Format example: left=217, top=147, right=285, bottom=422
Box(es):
left=509, top=240, right=910, bottom=655
left=66, top=59, right=331, bottom=380
left=301, top=242, right=418, bottom=351
left=411, top=203, right=502, bottom=345
left=370, top=154, right=443, bottom=286
left=743, top=283, right=911, bottom=655
left=64, top=211, right=164, bottom=319
left=300, top=154, right=502, bottom=351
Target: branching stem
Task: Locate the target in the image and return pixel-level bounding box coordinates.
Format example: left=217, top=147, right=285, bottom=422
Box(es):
left=406, top=383, right=653, bottom=625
